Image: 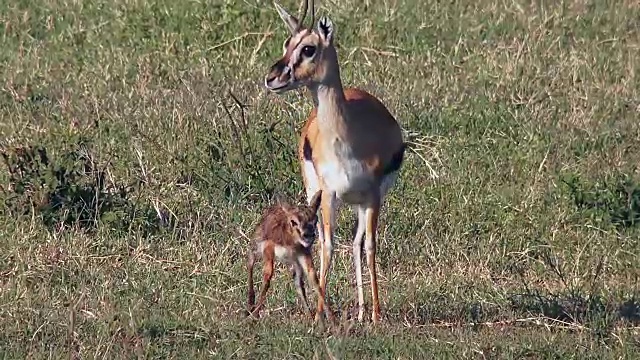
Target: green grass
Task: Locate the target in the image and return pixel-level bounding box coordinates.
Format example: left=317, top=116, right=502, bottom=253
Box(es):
left=1, top=0, right=640, bottom=358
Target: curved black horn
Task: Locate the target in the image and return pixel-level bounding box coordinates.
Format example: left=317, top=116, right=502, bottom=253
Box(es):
left=298, top=0, right=309, bottom=28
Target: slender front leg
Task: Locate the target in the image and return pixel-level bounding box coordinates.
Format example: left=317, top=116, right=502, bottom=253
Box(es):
left=365, top=197, right=382, bottom=324
left=315, top=212, right=325, bottom=281
left=307, top=188, right=325, bottom=289
left=299, top=254, right=334, bottom=322
left=352, top=206, right=367, bottom=321
left=318, top=191, right=336, bottom=315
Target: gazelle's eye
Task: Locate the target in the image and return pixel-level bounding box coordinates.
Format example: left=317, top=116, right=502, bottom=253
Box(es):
left=301, top=45, right=316, bottom=57
left=290, top=219, right=299, bottom=228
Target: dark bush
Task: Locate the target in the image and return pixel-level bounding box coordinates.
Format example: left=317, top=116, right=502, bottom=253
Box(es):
left=562, top=172, right=640, bottom=228
left=1, top=138, right=163, bottom=235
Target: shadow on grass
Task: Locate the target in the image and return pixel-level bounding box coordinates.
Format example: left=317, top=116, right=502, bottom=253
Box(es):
left=505, top=291, right=640, bottom=342
left=617, top=298, right=640, bottom=323
left=0, top=140, right=169, bottom=235
left=508, top=291, right=610, bottom=324
left=382, top=290, right=639, bottom=334
left=562, top=172, right=640, bottom=229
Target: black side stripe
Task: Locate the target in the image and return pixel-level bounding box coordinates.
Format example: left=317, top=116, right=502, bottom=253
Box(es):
left=303, top=136, right=313, bottom=161
left=304, top=137, right=405, bottom=176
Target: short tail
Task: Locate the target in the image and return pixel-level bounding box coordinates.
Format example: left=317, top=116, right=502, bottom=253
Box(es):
left=382, top=142, right=407, bottom=176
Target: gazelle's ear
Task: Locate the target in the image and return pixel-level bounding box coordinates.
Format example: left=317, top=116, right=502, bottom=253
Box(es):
left=274, top=1, right=300, bottom=35
left=309, top=190, right=322, bottom=213
left=316, top=16, right=334, bottom=44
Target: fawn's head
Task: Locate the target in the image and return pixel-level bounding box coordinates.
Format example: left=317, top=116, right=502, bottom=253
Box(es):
left=264, top=0, right=338, bottom=93
left=285, top=190, right=323, bottom=248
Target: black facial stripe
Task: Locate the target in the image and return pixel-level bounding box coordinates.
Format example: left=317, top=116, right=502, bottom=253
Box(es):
left=269, top=58, right=288, bottom=78
left=293, top=55, right=304, bottom=70
left=285, top=35, right=306, bottom=64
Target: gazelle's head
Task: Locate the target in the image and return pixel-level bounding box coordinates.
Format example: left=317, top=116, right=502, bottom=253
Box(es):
left=264, top=0, right=337, bottom=93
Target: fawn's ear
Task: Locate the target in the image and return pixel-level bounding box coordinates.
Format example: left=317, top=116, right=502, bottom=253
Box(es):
left=282, top=206, right=299, bottom=226
left=309, top=190, right=322, bottom=213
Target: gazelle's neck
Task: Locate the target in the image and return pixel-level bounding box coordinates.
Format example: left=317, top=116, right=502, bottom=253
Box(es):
left=309, top=48, right=349, bottom=136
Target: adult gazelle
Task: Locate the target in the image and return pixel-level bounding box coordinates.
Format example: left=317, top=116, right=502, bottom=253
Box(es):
left=264, top=0, right=406, bottom=324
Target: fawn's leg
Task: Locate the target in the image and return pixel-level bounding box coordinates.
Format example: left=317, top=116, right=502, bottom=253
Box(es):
left=252, top=243, right=275, bottom=317
left=299, top=253, right=334, bottom=322
left=291, top=261, right=312, bottom=317
left=247, top=249, right=257, bottom=315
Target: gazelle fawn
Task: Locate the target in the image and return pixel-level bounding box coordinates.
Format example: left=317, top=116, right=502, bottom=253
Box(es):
left=264, top=0, right=406, bottom=324
left=246, top=190, right=333, bottom=321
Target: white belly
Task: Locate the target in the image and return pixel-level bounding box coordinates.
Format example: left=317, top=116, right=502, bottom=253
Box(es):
left=274, top=245, right=291, bottom=261
left=317, top=158, right=376, bottom=204
left=258, top=242, right=294, bottom=263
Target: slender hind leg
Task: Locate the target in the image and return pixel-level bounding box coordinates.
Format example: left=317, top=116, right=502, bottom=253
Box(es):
left=247, top=249, right=257, bottom=316
left=364, top=197, right=382, bottom=324
left=362, top=171, right=399, bottom=323
left=251, top=244, right=275, bottom=317
left=352, top=206, right=367, bottom=321
left=291, top=262, right=312, bottom=317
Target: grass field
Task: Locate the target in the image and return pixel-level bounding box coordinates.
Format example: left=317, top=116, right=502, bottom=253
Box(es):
left=1, top=0, right=640, bottom=358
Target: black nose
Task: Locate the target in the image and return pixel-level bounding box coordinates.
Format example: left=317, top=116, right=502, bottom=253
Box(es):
left=266, top=60, right=287, bottom=82
left=303, top=224, right=316, bottom=238
left=265, top=71, right=277, bottom=83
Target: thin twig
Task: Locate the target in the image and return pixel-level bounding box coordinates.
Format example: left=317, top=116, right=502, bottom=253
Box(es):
left=250, top=31, right=274, bottom=66
left=224, top=92, right=269, bottom=194
left=403, top=316, right=592, bottom=332
left=359, top=46, right=399, bottom=57
left=207, top=32, right=273, bottom=51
